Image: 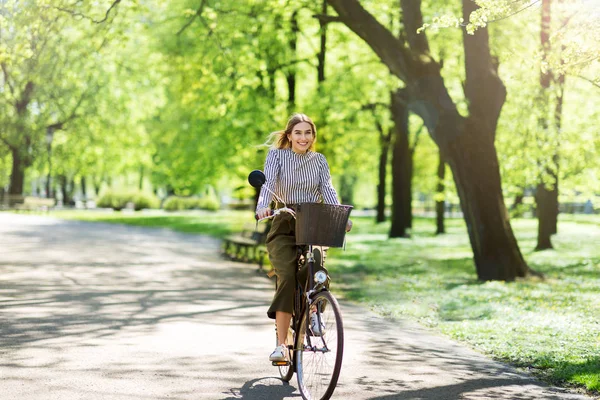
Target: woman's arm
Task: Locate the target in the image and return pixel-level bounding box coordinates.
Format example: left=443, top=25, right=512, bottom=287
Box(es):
left=318, top=154, right=340, bottom=205
left=256, top=149, right=279, bottom=213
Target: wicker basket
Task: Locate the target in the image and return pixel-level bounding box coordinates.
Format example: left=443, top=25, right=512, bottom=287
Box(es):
left=295, top=203, right=353, bottom=247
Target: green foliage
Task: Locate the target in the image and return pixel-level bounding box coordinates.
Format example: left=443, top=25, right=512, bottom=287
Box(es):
left=2, top=0, right=599, bottom=255
left=163, top=195, right=220, bottom=212
left=0, top=147, right=10, bottom=188
left=96, top=189, right=129, bottom=211
left=96, top=189, right=159, bottom=211
left=131, top=192, right=160, bottom=211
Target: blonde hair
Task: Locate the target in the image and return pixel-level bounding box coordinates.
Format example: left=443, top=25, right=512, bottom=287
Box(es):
left=264, top=113, right=317, bottom=151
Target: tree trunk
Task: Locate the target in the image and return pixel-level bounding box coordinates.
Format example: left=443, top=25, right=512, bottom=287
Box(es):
left=550, top=78, right=565, bottom=235
left=139, top=165, right=144, bottom=190
left=317, top=0, right=328, bottom=84
left=59, top=175, right=68, bottom=206
left=549, top=4, right=566, bottom=234
left=535, top=182, right=556, bottom=250
left=512, top=192, right=524, bottom=210
left=315, top=0, right=330, bottom=147
left=93, top=178, right=102, bottom=197
left=390, top=89, right=411, bottom=238
left=376, top=140, right=389, bottom=223
left=68, top=177, right=75, bottom=206
left=447, top=118, right=529, bottom=280
left=286, top=10, right=298, bottom=113
left=81, top=176, right=87, bottom=201
left=435, top=150, right=446, bottom=235
left=406, top=149, right=413, bottom=229
left=9, top=148, right=25, bottom=196
left=328, top=0, right=531, bottom=279
left=535, top=0, right=555, bottom=250
left=536, top=0, right=564, bottom=245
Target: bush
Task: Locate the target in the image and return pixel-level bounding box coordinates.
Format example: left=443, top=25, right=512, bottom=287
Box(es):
left=97, top=189, right=159, bottom=211
left=162, top=195, right=220, bottom=211
left=132, top=192, right=160, bottom=211
left=96, top=189, right=130, bottom=211
left=163, top=196, right=186, bottom=211
left=198, top=195, right=220, bottom=211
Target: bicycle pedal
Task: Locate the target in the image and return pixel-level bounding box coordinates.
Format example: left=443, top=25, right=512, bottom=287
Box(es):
left=272, top=361, right=290, bottom=366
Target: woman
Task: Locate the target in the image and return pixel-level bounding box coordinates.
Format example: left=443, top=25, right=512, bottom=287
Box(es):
left=256, top=113, right=352, bottom=362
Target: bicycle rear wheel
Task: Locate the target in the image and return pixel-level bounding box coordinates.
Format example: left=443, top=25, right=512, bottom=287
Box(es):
left=296, top=291, right=344, bottom=400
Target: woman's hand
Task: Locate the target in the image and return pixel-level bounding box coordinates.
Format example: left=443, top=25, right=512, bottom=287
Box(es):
left=256, top=207, right=272, bottom=220
left=346, top=219, right=353, bottom=232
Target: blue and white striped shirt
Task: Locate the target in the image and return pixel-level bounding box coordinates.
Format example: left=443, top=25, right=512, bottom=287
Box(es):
left=256, top=148, right=340, bottom=211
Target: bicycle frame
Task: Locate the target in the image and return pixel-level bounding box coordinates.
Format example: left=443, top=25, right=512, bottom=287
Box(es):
left=289, top=244, right=330, bottom=366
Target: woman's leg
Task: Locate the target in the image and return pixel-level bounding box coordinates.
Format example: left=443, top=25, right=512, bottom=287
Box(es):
left=276, top=311, right=293, bottom=345
left=266, top=213, right=297, bottom=321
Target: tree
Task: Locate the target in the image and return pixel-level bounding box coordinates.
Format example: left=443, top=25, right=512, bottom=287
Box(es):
left=327, top=0, right=533, bottom=280
left=0, top=0, right=135, bottom=198
left=435, top=150, right=446, bottom=235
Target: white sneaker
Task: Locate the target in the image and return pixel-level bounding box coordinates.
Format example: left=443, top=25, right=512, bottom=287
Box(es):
left=269, top=345, right=288, bottom=362
left=310, top=313, right=325, bottom=336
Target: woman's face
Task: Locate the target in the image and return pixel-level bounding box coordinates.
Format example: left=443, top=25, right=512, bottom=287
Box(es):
left=287, top=122, right=314, bottom=154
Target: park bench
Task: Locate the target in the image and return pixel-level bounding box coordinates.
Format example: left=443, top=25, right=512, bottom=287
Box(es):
left=223, top=222, right=270, bottom=272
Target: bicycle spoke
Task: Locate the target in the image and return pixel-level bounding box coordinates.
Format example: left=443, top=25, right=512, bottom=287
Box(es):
left=296, top=292, right=344, bottom=400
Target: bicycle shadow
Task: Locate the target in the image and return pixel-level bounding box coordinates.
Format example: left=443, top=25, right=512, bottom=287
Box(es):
left=222, top=377, right=300, bottom=399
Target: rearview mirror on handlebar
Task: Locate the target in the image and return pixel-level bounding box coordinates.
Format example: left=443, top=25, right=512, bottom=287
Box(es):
left=248, top=170, right=266, bottom=188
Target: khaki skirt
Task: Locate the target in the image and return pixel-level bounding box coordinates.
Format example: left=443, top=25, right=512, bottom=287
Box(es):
left=266, top=211, right=328, bottom=319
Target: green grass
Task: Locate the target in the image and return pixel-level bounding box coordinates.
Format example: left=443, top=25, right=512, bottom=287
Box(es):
left=43, top=209, right=600, bottom=395
left=44, top=209, right=248, bottom=238
left=327, top=215, right=600, bottom=396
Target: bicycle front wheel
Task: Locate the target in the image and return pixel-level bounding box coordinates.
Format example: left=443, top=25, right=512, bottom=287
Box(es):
left=296, top=291, right=344, bottom=400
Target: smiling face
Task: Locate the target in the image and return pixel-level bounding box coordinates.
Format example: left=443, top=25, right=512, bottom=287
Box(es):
left=287, top=121, right=315, bottom=154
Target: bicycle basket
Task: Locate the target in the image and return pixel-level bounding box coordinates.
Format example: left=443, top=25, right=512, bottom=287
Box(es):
left=295, top=203, right=353, bottom=247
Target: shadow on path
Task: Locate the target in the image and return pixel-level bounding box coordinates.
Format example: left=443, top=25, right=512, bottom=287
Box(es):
left=222, top=377, right=300, bottom=399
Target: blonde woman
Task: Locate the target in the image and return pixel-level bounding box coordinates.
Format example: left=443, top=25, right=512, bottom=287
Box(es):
left=256, top=113, right=352, bottom=362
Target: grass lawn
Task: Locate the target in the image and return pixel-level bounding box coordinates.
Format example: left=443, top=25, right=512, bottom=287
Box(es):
left=42, top=209, right=248, bottom=238
left=44, top=209, right=599, bottom=395
left=327, top=215, right=600, bottom=396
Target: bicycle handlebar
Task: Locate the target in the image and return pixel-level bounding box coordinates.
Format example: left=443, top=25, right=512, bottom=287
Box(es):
left=256, top=207, right=296, bottom=222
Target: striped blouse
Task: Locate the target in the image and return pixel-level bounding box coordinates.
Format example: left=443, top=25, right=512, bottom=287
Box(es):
left=256, top=148, right=340, bottom=211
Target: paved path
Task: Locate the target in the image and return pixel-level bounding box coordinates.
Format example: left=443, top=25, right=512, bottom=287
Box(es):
left=0, top=213, right=593, bottom=400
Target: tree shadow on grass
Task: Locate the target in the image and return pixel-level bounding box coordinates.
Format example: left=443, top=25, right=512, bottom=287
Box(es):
left=549, top=357, right=600, bottom=397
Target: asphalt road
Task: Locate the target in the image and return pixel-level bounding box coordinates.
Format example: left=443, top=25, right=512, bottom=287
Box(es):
left=0, top=213, right=593, bottom=400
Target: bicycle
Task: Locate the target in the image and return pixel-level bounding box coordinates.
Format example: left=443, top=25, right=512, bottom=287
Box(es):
left=248, top=170, right=352, bottom=400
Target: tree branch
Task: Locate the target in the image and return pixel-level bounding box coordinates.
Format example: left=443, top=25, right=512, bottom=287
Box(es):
left=177, top=0, right=208, bottom=36
left=1, top=63, right=15, bottom=96
left=54, top=0, right=122, bottom=24
left=327, top=0, right=414, bottom=83
left=0, top=136, right=15, bottom=151
left=312, top=14, right=342, bottom=24
left=461, top=0, right=506, bottom=135
left=572, top=74, right=600, bottom=90
left=485, top=0, right=542, bottom=24
left=16, top=82, right=35, bottom=115
left=400, top=0, right=430, bottom=53
left=269, top=58, right=312, bottom=72
left=410, top=123, right=425, bottom=154
left=360, top=102, right=389, bottom=111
